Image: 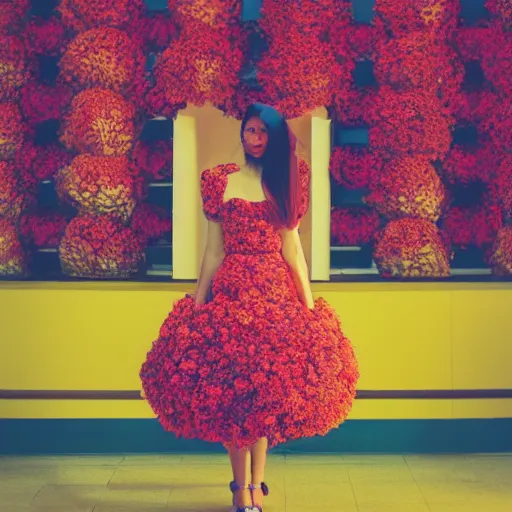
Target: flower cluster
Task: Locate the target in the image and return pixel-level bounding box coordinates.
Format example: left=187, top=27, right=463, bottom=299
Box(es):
left=374, top=0, right=459, bottom=37
left=443, top=145, right=497, bottom=185
left=369, top=87, right=453, bottom=159
left=133, top=139, right=173, bottom=181
left=344, top=24, right=382, bottom=60
left=367, top=156, right=446, bottom=222
left=486, top=0, right=512, bottom=27
left=58, top=0, right=145, bottom=33
left=137, top=13, right=178, bottom=52
left=20, top=82, right=72, bottom=125
left=0, top=218, right=27, bottom=276
left=489, top=226, right=512, bottom=275
left=0, top=162, right=25, bottom=220
left=59, top=215, right=144, bottom=278
left=0, top=102, right=24, bottom=161
left=481, top=95, right=511, bottom=152
left=329, top=147, right=381, bottom=190
left=131, top=204, right=172, bottom=245
left=60, top=88, right=136, bottom=156
left=24, top=17, right=67, bottom=57
left=59, top=27, right=146, bottom=96
left=56, top=155, right=141, bottom=222
left=331, top=89, right=381, bottom=126
left=0, top=0, right=29, bottom=35
left=480, top=23, right=511, bottom=98
left=374, top=218, right=450, bottom=278
left=490, top=155, right=512, bottom=219
left=331, top=207, right=380, bottom=246
left=0, top=35, right=29, bottom=101
left=449, top=90, right=499, bottom=124
left=374, top=32, right=463, bottom=103
left=20, top=213, right=69, bottom=247
left=16, top=142, right=72, bottom=181
left=172, top=0, right=241, bottom=31
left=442, top=203, right=503, bottom=248
left=151, top=25, right=244, bottom=114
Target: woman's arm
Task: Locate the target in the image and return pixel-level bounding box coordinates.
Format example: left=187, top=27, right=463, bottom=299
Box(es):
left=193, top=220, right=225, bottom=305
left=280, top=227, right=315, bottom=309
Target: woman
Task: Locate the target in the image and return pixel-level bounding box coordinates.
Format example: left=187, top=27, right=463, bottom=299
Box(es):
left=140, top=104, right=359, bottom=512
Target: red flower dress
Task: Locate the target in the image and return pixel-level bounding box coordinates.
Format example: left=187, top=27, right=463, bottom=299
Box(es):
left=140, top=163, right=359, bottom=449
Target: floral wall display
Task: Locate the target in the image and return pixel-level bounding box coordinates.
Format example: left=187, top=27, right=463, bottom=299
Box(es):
left=0, top=0, right=509, bottom=280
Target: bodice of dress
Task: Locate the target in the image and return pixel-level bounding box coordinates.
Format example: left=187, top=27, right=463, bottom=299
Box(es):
left=200, top=163, right=310, bottom=256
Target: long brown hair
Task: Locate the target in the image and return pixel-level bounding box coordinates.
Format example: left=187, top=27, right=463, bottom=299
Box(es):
left=241, top=103, right=301, bottom=229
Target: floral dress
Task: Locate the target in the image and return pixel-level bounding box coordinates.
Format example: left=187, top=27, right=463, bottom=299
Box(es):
left=140, top=163, right=359, bottom=449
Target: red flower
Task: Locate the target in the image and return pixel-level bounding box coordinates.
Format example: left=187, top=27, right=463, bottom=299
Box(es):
left=479, top=22, right=511, bottom=97
left=0, top=218, right=27, bottom=277
left=369, top=87, right=454, bottom=159
left=136, top=13, right=178, bottom=51
left=489, top=226, right=512, bottom=275
left=442, top=202, right=503, bottom=248
left=0, top=35, right=29, bottom=101
left=331, top=88, right=381, bottom=126
left=171, top=0, right=242, bottom=31
left=343, top=23, right=382, bottom=60
left=61, top=88, right=136, bottom=156
left=58, top=0, right=145, bottom=33
left=56, top=154, right=142, bottom=221
left=489, top=154, right=512, bottom=219
left=59, top=215, right=144, bottom=278
left=449, top=90, right=499, bottom=124
left=131, top=204, right=172, bottom=245
left=331, top=207, right=380, bottom=246
left=443, top=145, right=498, bottom=185
left=133, top=139, right=173, bottom=181
left=0, top=161, right=26, bottom=220
left=481, top=94, right=512, bottom=151
left=59, top=27, right=146, bottom=97
left=24, top=16, right=68, bottom=57
left=20, top=82, right=72, bottom=125
left=374, top=0, right=459, bottom=37
left=20, top=213, right=69, bottom=247
left=374, top=32, right=464, bottom=103
left=16, top=142, right=72, bottom=182
left=374, top=218, right=450, bottom=278
left=0, top=0, right=29, bottom=35
left=150, top=25, right=244, bottom=114
left=0, top=102, right=25, bottom=160
left=486, top=0, right=512, bottom=27
left=367, top=156, right=446, bottom=222
left=329, top=147, right=381, bottom=190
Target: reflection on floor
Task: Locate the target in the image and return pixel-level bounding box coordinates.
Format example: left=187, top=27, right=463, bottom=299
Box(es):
left=0, top=453, right=511, bottom=511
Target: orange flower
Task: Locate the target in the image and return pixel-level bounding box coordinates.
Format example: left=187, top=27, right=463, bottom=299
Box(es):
left=0, top=218, right=27, bottom=277
left=172, top=0, right=241, bottom=30
left=366, top=156, right=446, bottom=222
left=0, top=35, right=29, bottom=101
left=56, top=154, right=141, bottom=222
left=0, top=102, right=24, bottom=161
left=60, top=27, right=146, bottom=96
left=61, top=88, right=136, bottom=156
left=489, top=226, right=512, bottom=275
left=0, top=161, right=25, bottom=220
left=59, top=215, right=144, bottom=279
left=374, top=218, right=450, bottom=278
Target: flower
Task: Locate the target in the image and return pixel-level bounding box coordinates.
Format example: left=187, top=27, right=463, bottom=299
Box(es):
left=20, top=213, right=69, bottom=247
left=443, top=145, right=498, bottom=185
left=486, top=0, right=512, bottom=28
left=20, top=82, right=72, bottom=125
left=133, top=139, right=173, bottom=181
left=331, top=207, right=380, bottom=246
left=0, top=102, right=24, bottom=161
left=0, top=161, right=25, bottom=220
left=131, top=203, right=172, bottom=245
left=56, top=154, right=142, bottom=221
left=374, top=218, right=450, bottom=278
left=0, top=218, right=27, bottom=276
left=374, top=32, right=464, bottom=103
left=24, top=16, right=68, bottom=57
left=481, top=94, right=511, bottom=152
left=59, top=27, right=146, bottom=97
left=366, top=156, right=447, bottom=222
left=0, top=0, right=29, bottom=35
left=58, top=0, right=145, bottom=33
left=16, top=142, right=72, bottom=181
left=489, top=226, right=512, bottom=275
left=0, top=35, right=29, bottom=101
left=329, top=147, right=381, bottom=190
left=479, top=22, right=511, bottom=97
left=369, top=87, right=453, bottom=159
left=59, top=215, right=144, bottom=278
left=150, top=25, right=244, bottom=113
left=489, top=155, right=512, bottom=219
left=330, top=88, right=381, bottom=126
left=374, top=0, right=459, bottom=37
left=172, top=0, right=242, bottom=31
left=60, top=88, right=136, bottom=156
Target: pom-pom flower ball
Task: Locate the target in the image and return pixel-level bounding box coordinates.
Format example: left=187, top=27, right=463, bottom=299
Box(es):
left=489, top=226, right=512, bottom=276
left=60, top=88, right=136, bottom=156
left=0, top=102, right=24, bottom=161
left=59, top=215, right=144, bottom=279
left=0, top=162, right=25, bottom=221
left=0, top=35, right=29, bottom=101
left=0, top=218, right=27, bottom=277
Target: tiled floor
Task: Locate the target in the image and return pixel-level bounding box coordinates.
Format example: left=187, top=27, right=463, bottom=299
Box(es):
left=0, top=453, right=511, bottom=511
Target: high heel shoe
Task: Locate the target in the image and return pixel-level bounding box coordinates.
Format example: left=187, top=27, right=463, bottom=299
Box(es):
left=229, top=481, right=260, bottom=512
left=249, top=482, right=269, bottom=512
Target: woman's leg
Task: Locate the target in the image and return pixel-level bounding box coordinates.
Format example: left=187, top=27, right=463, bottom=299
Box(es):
left=250, top=437, right=269, bottom=507
left=225, top=443, right=252, bottom=508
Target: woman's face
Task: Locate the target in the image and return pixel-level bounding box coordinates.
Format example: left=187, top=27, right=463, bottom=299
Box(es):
left=242, top=116, right=268, bottom=159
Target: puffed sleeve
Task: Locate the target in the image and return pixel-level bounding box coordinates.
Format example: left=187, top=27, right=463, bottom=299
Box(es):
left=297, top=159, right=311, bottom=223
left=200, top=166, right=225, bottom=222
